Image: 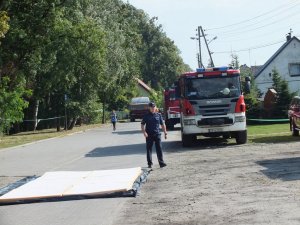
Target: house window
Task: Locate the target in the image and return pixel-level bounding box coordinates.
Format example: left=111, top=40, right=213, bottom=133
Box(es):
left=289, top=63, right=300, bottom=76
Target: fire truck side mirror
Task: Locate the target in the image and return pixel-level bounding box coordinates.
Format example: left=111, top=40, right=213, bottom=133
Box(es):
left=245, top=76, right=251, bottom=94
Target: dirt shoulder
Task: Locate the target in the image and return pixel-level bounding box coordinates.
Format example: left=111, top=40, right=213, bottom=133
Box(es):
left=116, top=140, right=300, bottom=225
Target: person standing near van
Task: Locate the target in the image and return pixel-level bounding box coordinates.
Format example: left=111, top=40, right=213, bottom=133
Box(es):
left=111, top=110, right=117, bottom=131
left=141, top=102, right=167, bottom=168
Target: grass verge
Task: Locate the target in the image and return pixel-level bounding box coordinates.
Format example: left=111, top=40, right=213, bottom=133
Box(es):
left=247, top=123, right=300, bottom=144
left=0, top=123, right=104, bottom=149
left=197, top=123, right=299, bottom=145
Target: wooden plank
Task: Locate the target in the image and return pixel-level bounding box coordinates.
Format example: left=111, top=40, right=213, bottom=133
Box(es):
left=0, top=167, right=142, bottom=203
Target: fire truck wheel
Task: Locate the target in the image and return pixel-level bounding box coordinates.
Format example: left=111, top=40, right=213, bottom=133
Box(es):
left=182, top=133, right=195, bottom=147
left=235, top=130, right=247, bottom=144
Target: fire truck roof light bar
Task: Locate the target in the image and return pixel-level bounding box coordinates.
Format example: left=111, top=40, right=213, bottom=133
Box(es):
left=196, top=66, right=233, bottom=73
left=196, top=68, right=205, bottom=73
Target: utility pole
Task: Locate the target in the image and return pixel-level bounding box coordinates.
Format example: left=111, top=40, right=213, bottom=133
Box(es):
left=200, top=26, right=214, bottom=67
left=191, top=26, right=216, bottom=68
left=197, top=53, right=200, bottom=68
left=197, top=26, right=204, bottom=68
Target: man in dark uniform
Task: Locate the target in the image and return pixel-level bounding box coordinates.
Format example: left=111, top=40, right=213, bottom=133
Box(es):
left=141, top=102, right=167, bottom=168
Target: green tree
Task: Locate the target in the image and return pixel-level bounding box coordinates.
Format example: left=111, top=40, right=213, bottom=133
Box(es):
left=149, top=89, right=163, bottom=109
left=50, top=13, right=106, bottom=129
left=137, top=15, right=189, bottom=90
left=86, top=0, right=143, bottom=123
left=271, top=68, right=294, bottom=118
left=0, top=3, right=30, bottom=134
left=0, top=0, right=189, bottom=132
left=1, top=0, right=108, bottom=130
left=240, top=66, right=261, bottom=118
left=229, top=53, right=240, bottom=69
left=0, top=10, right=9, bottom=39
left=0, top=77, right=30, bottom=134
left=271, top=68, right=282, bottom=92
left=0, top=0, right=65, bottom=130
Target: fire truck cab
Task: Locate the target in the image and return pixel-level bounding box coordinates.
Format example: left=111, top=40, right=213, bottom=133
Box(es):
left=164, top=86, right=181, bottom=130
left=178, top=67, right=247, bottom=146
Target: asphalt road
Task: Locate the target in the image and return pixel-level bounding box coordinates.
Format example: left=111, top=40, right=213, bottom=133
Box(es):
left=0, top=122, right=175, bottom=225
left=2, top=122, right=300, bottom=225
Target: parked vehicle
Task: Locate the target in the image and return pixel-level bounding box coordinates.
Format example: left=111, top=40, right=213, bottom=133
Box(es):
left=163, top=85, right=181, bottom=130
left=178, top=67, right=247, bottom=146
left=288, top=96, right=300, bottom=136
left=129, top=97, right=150, bottom=122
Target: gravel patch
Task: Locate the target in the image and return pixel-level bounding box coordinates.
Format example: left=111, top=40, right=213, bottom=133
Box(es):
left=115, top=140, right=300, bottom=225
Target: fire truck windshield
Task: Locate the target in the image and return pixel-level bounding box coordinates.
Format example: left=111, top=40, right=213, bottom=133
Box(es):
left=185, top=76, right=241, bottom=100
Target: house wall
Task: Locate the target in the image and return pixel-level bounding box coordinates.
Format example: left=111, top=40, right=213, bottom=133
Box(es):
left=255, top=39, right=300, bottom=97
left=137, top=85, right=150, bottom=97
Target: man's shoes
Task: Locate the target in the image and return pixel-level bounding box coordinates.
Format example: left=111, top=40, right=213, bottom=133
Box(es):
left=160, top=163, right=167, bottom=168
left=148, top=164, right=152, bottom=168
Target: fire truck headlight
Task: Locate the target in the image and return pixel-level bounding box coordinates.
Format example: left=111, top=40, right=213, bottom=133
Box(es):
left=184, top=119, right=196, bottom=125
left=235, top=116, right=246, bottom=123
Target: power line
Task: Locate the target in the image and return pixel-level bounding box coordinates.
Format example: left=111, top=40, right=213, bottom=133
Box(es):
left=209, top=10, right=300, bottom=37
left=214, top=21, right=300, bottom=43
left=214, top=39, right=285, bottom=54
left=206, top=0, right=300, bottom=31
left=209, top=3, right=300, bottom=36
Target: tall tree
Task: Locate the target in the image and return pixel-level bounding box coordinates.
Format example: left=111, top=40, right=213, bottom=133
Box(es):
left=240, top=65, right=261, bottom=118
left=229, top=53, right=240, bottom=69
left=139, top=16, right=189, bottom=89
left=0, top=3, right=29, bottom=134
left=0, top=0, right=189, bottom=132
left=271, top=68, right=294, bottom=118
left=0, top=10, right=9, bottom=40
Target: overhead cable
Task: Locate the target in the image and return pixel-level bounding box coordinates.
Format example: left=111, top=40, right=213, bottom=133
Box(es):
left=209, top=10, right=300, bottom=37
left=206, top=0, right=300, bottom=31
left=214, top=40, right=285, bottom=54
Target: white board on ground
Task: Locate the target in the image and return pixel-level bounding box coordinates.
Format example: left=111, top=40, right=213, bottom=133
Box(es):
left=0, top=167, right=142, bottom=203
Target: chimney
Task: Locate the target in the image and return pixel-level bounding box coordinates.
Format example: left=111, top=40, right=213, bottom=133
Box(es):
left=286, top=29, right=292, bottom=42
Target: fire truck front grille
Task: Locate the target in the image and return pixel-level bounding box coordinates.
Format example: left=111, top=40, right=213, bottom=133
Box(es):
left=203, top=109, right=227, bottom=115
left=199, top=104, right=231, bottom=116
left=200, top=104, right=230, bottom=108
left=198, top=117, right=233, bottom=126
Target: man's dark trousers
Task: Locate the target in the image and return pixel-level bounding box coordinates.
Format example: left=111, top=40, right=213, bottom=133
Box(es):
left=146, top=134, right=164, bottom=166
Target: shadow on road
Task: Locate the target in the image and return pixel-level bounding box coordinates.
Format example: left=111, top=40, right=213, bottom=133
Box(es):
left=113, top=130, right=142, bottom=135
left=86, top=143, right=146, bottom=157
left=257, top=157, right=300, bottom=181
left=86, top=135, right=237, bottom=158
left=196, top=137, right=233, bottom=147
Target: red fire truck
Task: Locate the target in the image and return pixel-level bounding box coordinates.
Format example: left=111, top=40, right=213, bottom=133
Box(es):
left=178, top=67, right=247, bottom=146
left=163, top=87, right=181, bottom=130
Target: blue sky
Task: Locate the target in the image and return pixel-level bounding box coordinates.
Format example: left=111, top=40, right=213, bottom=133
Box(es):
left=126, top=0, right=300, bottom=70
